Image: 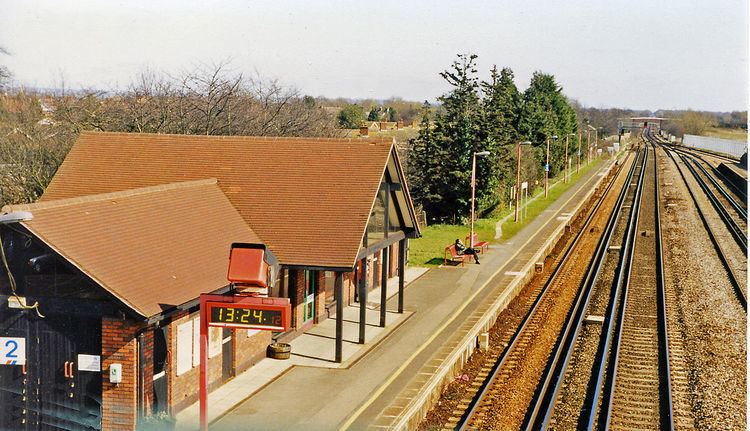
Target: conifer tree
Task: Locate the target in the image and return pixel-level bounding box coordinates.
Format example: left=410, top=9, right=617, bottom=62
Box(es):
left=430, top=53, right=483, bottom=222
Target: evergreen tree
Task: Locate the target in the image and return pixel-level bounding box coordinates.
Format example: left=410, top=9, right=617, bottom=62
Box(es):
left=408, top=102, right=444, bottom=219
left=429, top=53, right=483, bottom=222
left=479, top=66, right=521, bottom=211
left=367, top=106, right=380, bottom=121
left=518, top=72, right=578, bottom=177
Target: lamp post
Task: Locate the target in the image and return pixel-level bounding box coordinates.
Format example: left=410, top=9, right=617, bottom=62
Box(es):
left=586, top=124, right=596, bottom=165
left=471, top=150, right=491, bottom=248
left=515, top=141, right=532, bottom=222
left=577, top=130, right=582, bottom=174
left=545, top=135, right=558, bottom=198
left=566, top=133, right=575, bottom=183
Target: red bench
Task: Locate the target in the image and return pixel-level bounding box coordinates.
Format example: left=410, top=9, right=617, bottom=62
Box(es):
left=444, top=244, right=471, bottom=267
left=465, top=234, right=489, bottom=254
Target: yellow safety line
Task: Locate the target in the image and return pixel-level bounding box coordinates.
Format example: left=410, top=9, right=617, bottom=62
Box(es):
left=339, top=161, right=610, bottom=430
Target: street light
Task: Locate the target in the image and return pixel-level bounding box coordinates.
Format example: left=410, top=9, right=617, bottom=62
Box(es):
left=586, top=124, right=596, bottom=165
left=566, top=133, right=575, bottom=183
left=545, top=135, right=558, bottom=198
left=470, top=150, right=491, bottom=248
left=515, top=141, right=532, bottom=222
left=577, top=130, right=582, bottom=174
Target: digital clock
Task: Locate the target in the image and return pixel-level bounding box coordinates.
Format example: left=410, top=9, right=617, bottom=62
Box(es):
left=210, top=306, right=282, bottom=329
left=205, top=297, right=291, bottom=331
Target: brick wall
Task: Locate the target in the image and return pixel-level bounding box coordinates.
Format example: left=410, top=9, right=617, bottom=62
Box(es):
left=315, top=271, right=326, bottom=324
left=140, top=329, right=154, bottom=414
left=168, top=311, right=223, bottom=414
left=101, top=317, right=141, bottom=431
left=235, top=329, right=272, bottom=374
left=290, top=270, right=305, bottom=329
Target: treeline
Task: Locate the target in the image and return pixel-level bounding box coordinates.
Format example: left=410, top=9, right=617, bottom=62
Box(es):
left=572, top=104, right=748, bottom=138
left=0, top=63, right=340, bottom=205
left=330, top=98, right=424, bottom=128
left=407, top=54, right=580, bottom=223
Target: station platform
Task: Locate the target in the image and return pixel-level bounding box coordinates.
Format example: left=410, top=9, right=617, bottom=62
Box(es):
left=186, top=159, right=615, bottom=431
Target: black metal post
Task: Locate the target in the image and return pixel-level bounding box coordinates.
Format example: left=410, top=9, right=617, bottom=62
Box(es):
left=398, top=239, right=406, bottom=313
left=335, top=272, right=344, bottom=363
left=380, top=247, right=389, bottom=327
left=359, top=258, right=368, bottom=344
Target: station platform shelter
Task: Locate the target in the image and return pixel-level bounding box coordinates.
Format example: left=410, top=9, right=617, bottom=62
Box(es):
left=0, top=131, right=420, bottom=430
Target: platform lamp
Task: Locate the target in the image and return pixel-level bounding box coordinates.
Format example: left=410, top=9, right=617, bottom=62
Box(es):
left=470, top=150, right=491, bottom=248
left=566, top=133, right=575, bottom=183
left=545, top=135, right=558, bottom=198
left=586, top=124, right=596, bottom=165
left=577, top=130, right=582, bottom=174
left=514, top=141, right=532, bottom=222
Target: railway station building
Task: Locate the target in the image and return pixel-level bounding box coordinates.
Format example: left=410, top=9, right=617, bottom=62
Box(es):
left=0, top=132, right=420, bottom=430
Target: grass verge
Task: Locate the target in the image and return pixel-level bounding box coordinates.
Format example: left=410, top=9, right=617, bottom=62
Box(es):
left=409, top=158, right=604, bottom=267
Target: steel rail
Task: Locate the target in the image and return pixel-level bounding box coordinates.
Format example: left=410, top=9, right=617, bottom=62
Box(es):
left=601, top=145, right=653, bottom=430
left=657, top=142, right=747, bottom=311
left=585, top=144, right=648, bottom=430
left=672, top=148, right=747, bottom=219
left=652, top=132, right=746, bottom=207
left=678, top=153, right=747, bottom=253
left=455, top=153, right=628, bottom=431
left=653, top=142, right=676, bottom=430
left=522, top=150, right=641, bottom=430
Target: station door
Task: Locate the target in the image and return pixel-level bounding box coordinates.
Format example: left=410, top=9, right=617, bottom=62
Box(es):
left=0, top=310, right=102, bottom=430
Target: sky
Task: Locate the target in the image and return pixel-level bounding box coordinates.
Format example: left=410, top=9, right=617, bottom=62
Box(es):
left=0, top=0, right=747, bottom=112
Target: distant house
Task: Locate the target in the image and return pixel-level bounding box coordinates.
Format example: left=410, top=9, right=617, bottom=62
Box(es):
left=0, top=131, right=420, bottom=430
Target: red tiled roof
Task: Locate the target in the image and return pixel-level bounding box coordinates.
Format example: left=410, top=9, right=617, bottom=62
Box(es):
left=42, top=132, right=407, bottom=269
left=5, top=179, right=262, bottom=318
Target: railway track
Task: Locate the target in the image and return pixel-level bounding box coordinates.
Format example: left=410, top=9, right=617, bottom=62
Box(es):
left=652, top=138, right=748, bottom=254
left=452, top=150, right=636, bottom=431
left=650, top=135, right=747, bottom=309
left=602, top=143, right=673, bottom=430
left=521, top=140, right=675, bottom=431
left=427, top=132, right=744, bottom=431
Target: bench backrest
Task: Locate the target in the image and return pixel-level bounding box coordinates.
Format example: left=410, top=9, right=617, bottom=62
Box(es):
left=465, top=233, right=478, bottom=244
left=445, top=244, right=460, bottom=258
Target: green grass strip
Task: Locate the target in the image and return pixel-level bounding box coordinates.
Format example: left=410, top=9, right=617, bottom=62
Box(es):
left=409, top=158, right=604, bottom=267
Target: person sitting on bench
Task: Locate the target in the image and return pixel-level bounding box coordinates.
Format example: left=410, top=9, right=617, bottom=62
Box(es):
left=455, top=239, right=480, bottom=264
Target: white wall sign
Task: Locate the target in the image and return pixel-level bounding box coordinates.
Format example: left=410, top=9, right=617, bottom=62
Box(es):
left=1, top=337, right=25, bottom=366
left=77, top=354, right=101, bottom=372
left=176, top=321, right=192, bottom=376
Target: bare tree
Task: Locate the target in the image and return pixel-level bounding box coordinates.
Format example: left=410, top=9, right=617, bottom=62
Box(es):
left=0, top=46, right=12, bottom=91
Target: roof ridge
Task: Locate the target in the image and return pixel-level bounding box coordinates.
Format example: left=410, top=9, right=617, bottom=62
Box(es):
left=3, top=178, right=218, bottom=213
left=79, top=130, right=394, bottom=145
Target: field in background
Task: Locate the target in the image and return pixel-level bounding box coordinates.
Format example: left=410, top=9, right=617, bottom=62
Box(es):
left=703, top=127, right=747, bottom=141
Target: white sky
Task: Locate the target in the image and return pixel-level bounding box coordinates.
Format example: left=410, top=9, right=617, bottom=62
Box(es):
left=0, top=0, right=747, bottom=111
